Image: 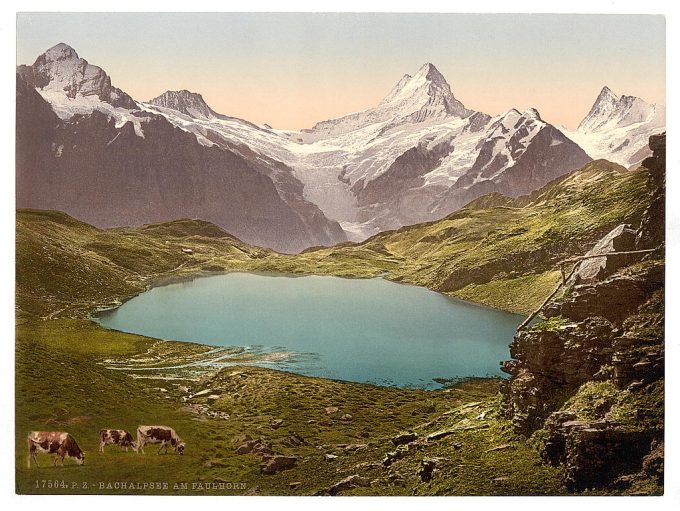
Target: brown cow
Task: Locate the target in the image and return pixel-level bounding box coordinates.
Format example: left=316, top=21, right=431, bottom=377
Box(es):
left=99, top=429, right=137, bottom=454
left=27, top=431, right=85, bottom=468
left=136, top=425, right=185, bottom=455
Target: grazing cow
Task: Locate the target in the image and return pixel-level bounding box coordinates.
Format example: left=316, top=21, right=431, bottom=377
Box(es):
left=136, top=426, right=185, bottom=455
left=27, top=431, right=85, bottom=468
left=99, top=429, right=137, bottom=454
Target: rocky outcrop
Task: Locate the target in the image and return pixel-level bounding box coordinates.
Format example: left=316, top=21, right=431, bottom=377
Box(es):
left=260, top=455, right=297, bottom=475
left=436, top=121, right=592, bottom=214
left=547, top=262, right=664, bottom=326
left=148, top=90, right=218, bottom=120
left=569, top=224, right=638, bottom=282
left=542, top=413, right=656, bottom=491
left=500, top=133, right=665, bottom=492
left=636, top=133, right=666, bottom=250
left=314, top=474, right=371, bottom=496
left=501, top=317, right=615, bottom=434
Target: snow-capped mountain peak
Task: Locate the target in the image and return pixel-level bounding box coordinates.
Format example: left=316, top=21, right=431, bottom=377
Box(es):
left=522, top=107, right=542, bottom=121
left=578, top=86, right=657, bottom=133
left=41, top=42, right=79, bottom=62
left=378, top=62, right=470, bottom=119
left=566, top=86, right=665, bottom=167
left=149, top=90, right=217, bottom=120
left=17, top=42, right=137, bottom=110
left=311, top=62, right=472, bottom=136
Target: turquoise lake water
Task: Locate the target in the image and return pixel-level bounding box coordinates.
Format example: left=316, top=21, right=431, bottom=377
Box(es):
left=95, top=272, right=523, bottom=388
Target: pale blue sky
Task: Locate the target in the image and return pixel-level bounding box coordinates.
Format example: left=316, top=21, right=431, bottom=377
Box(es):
left=16, top=13, right=666, bottom=129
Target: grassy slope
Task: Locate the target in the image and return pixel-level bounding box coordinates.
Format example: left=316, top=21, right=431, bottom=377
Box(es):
left=17, top=160, right=650, bottom=319
left=258, top=160, right=650, bottom=314
left=15, top=160, right=652, bottom=494
left=16, top=320, right=563, bottom=495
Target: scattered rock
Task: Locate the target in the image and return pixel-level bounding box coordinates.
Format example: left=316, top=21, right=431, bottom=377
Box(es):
left=340, top=413, right=353, bottom=422
left=235, top=442, right=254, bottom=455
left=383, top=445, right=409, bottom=467
left=325, top=453, right=339, bottom=462
left=344, top=444, right=368, bottom=452
left=419, top=459, right=437, bottom=482
left=281, top=433, right=306, bottom=447
left=235, top=439, right=274, bottom=456
left=392, top=432, right=417, bottom=446
left=260, top=455, right=297, bottom=475
left=205, top=410, right=229, bottom=420
left=316, top=474, right=371, bottom=495
left=427, top=430, right=456, bottom=441
left=270, top=419, right=284, bottom=429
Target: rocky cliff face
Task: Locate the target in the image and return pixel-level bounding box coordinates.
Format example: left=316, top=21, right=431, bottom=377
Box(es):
left=17, top=43, right=137, bottom=109
left=16, top=74, right=345, bottom=253
left=500, top=133, right=665, bottom=493
left=148, top=90, right=218, bottom=120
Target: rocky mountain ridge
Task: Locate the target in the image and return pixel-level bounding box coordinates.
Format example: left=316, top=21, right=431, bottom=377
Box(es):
left=148, top=89, right=219, bottom=120
left=16, top=44, right=346, bottom=253
left=311, top=63, right=473, bottom=137
left=17, top=43, right=665, bottom=246
left=17, top=42, right=137, bottom=109
left=567, top=86, right=665, bottom=167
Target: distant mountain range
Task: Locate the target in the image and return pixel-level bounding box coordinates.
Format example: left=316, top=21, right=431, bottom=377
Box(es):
left=16, top=43, right=665, bottom=249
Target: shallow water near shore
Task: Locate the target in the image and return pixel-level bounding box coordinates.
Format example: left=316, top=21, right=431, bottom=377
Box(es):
left=95, top=272, right=523, bottom=388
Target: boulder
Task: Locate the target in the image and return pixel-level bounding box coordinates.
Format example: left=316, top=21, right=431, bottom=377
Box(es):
left=427, top=430, right=456, bottom=441
left=419, top=459, right=437, bottom=482
left=281, top=433, right=306, bottom=447
left=260, top=455, right=297, bottom=475
left=391, top=432, right=418, bottom=446
left=235, top=439, right=274, bottom=456
left=325, top=406, right=339, bottom=415
left=571, top=224, right=637, bottom=283
left=316, top=475, right=371, bottom=496
left=541, top=415, right=656, bottom=491
left=382, top=445, right=409, bottom=467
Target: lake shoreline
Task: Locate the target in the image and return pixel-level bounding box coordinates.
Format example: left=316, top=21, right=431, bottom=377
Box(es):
left=95, top=272, right=521, bottom=389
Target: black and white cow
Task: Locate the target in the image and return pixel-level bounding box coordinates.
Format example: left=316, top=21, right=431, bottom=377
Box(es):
left=136, top=425, right=185, bottom=455
left=27, top=431, right=85, bottom=467
left=99, top=429, right=137, bottom=453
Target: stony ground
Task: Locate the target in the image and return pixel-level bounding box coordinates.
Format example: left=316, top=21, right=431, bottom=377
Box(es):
left=16, top=319, right=564, bottom=495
